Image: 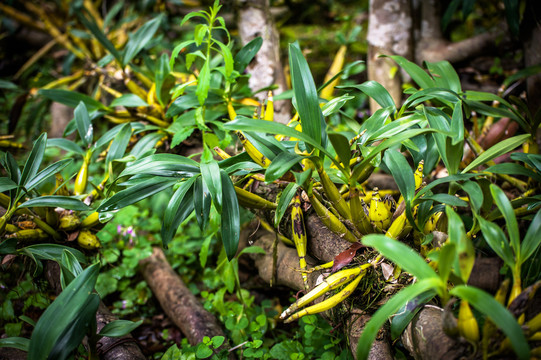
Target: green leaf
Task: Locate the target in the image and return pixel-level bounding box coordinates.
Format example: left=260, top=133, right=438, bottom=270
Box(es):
left=120, top=153, right=199, bottom=178
left=39, top=89, right=106, bottom=112
left=446, top=206, right=474, bottom=283
left=60, top=250, right=84, bottom=289
left=47, top=293, right=99, bottom=360
left=521, top=208, right=541, bottom=263
left=25, top=159, right=72, bottom=192
left=224, top=118, right=339, bottom=169
left=110, top=94, right=148, bottom=107
left=155, top=53, right=172, bottom=107
left=98, top=177, right=177, bottom=212
left=328, top=133, right=352, bottom=172
left=106, top=123, right=131, bottom=165
left=77, top=11, right=123, bottom=64
left=341, top=81, right=395, bottom=109
left=74, top=102, right=93, bottom=147
left=486, top=163, right=541, bottom=182
left=415, top=173, right=481, bottom=200
left=3, top=149, right=21, bottom=184
left=390, top=291, right=435, bottom=340
left=201, top=160, right=222, bottom=210
left=215, top=40, right=234, bottom=78
left=220, top=170, right=240, bottom=260
left=47, top=138, right=85, bottom=156
left=161, top=178, right=197, bottom=247
left=19, top=244, right=86, bottom=264
left=275, top=183, right=299, bottom=227
left=234, top=37, right=263, bottom=72
left=170, top=40, right=196, bottom=68
left=351, top=128, right=436, bottom=184
left=438, top=242, right=456, bottom=285
left=503, top=0, right=520, bottom=37
left=20, top=133, right=47, bottom=188
left=194, top=176, right=211, bottom=230
left=490, top=184, right=520, bottom=257
left=19, top=196, right=91, bottom=211
left=289, top=42, right=325, bottom=148
left=362, top=235, right=439, bottom=280
left=424, top=107, right=461, bottom=175
left=477, top=216, right=514, bottom=268
left=122, top=15, right=163, bottom=66
left=265, top=152, right=303, bottom=183
left=98, top=320, right=143, bottom=337
left=386, top=55, right=434, bottom=89
left=357, top=279, right=440, bottom=360
left=196, top=62, right=210, bottom=106
left=460, top=181, right=483, bottom=214
left=450, top=101, right=464, bottom=146
left=424, top=61, right=461, bottom=93
left=422, top=194, right=469, bottom=207
left=0, top=337, right=30, bottom=351
left=0, top=178, right=17, bottom=193
left=450, top=286, right=530, bottom=360
left=462, top=134, right=530, bottom=173
left=28, top=262, right=100, bottom=360
left=383, top=150, right=414, bottom=204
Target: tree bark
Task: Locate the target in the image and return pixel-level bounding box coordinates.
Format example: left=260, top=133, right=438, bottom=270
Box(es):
left=367, top=0, right=413, bottom=112
left=236, top=0, right=291, bottom=123
left=139, top=247, right=229, bottom=348
left=401, top=306, right=467, bottom=360
left=521, top=0, right=541, bottom=117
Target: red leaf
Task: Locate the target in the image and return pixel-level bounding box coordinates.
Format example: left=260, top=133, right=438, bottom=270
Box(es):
left=331, top=242, right=363, bottom=273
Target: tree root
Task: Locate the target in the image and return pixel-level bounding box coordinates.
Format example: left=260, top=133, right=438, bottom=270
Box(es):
left=139, top=247, right=230, bottom=350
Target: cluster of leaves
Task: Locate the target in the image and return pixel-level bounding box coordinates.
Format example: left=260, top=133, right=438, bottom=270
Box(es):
left=1, top=0, right=541, bottom=359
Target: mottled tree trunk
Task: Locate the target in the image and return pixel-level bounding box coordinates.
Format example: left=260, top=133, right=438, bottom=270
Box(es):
left=236, top=0, right=291, bottom=123
left=367, top=0, right=413, bottom=112
left=521, top=0, right=541, bottom=118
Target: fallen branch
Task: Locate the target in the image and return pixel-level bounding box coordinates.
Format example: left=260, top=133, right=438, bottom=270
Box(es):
left=139, top=247, right=229, bottom=348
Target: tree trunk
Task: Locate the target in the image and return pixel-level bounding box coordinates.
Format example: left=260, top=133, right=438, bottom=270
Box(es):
left=367, top=0, right=413, bottom=112
left=521, top=0, right=541, bottom=117
left=236, top=0, right=291, bottom=123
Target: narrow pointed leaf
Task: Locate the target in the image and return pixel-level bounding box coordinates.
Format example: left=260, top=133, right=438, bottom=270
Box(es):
left=0, top=337, right=30, bottom=351
left=220, top=170, right=239, bottom=260
left=462, top=135, right=530, bottom=173
left=265, top=152, right=303, bottom=183
left=521, top=208, right=541, bottom=263
left=20, top=133, right=47, bottom=188
left=20, top=196, right=91, bottom=211
left=0, top=178, right=17, bottom=193
left=289, top=42, right=324, bottom=147
left=477, top=216, right=514, bottom=268
left=38, top=89, right=106, bottom=112
left=362, top=235, right=439, bottom=280
left=341, top=81, right=395, bottom=109
left=25, top=159, right=73, bottom=192
left=357, top=279, right=440, bottom=360
left=74, top=102, right=93, bottom=147
left=122, top=15, right=163, bottom=66
left=200, top=160, right=222, bottom=210
left=490, top=184, right=520, bottom=256
left=449, top=285, right=530, bottom=360
left=161, top=177, right=197, bottom=247
left=47, top=138, right=85, bottom=156
left=28, top=262, right=100, bottom=360
left=98, top=177, right=177, bottom=212
left=275, top=182, right=299, bottom=226
left=98, top=320, right=143, bottom=337
left=106, top=123, right=131, bottom=165
left=234, top=37, right=263, bottom=72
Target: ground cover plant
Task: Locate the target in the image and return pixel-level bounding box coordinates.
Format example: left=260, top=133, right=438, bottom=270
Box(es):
left=1, top=0, right=541, bottom=359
